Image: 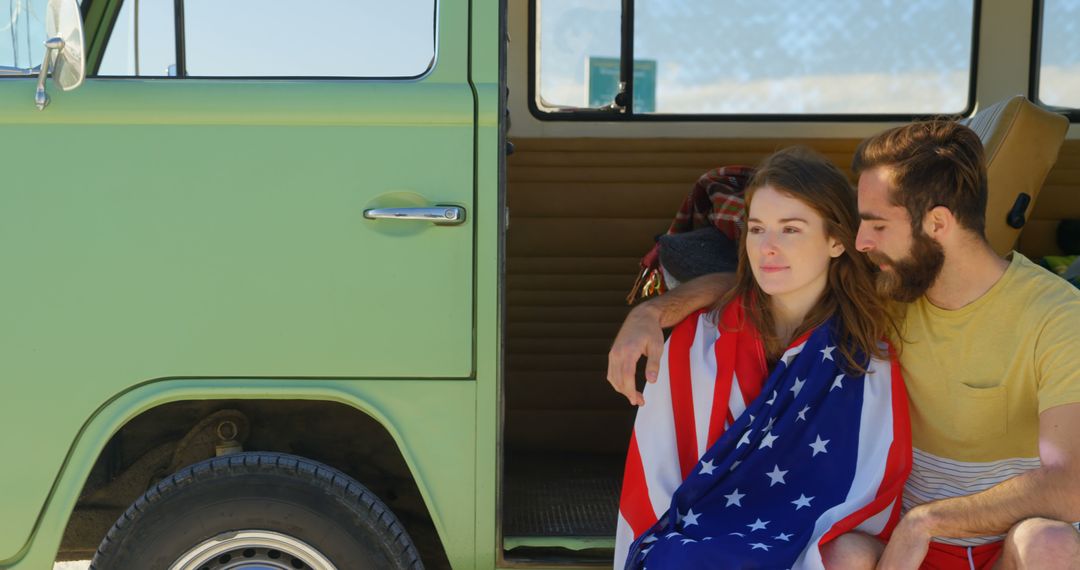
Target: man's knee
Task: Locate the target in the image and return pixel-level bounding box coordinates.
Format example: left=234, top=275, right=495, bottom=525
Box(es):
left=1004, top=517, right=1080, bottom=569
left=821, top=532, right=883, bottom=570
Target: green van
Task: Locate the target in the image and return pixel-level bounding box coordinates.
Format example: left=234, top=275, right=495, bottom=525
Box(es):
left=0, top=0, right=1076, bottom=568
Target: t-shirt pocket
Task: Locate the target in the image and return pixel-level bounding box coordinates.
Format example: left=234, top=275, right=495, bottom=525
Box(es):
left=946, top=382, right=1008, bottom=439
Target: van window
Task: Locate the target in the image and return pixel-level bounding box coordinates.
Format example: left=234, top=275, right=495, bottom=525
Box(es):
left=98, top=0, right=437, bottom=78
left=534, top=0, right=977, bottom=118
left=1035, top=0, right=1080, bottom=115
left=1, top=0, right=48, bottom=69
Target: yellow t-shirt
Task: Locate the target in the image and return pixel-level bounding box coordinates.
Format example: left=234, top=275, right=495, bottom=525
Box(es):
left=898, top=252, right=1080, bottom=546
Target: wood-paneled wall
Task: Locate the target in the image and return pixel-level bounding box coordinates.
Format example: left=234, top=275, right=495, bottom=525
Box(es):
left=505, top=137, right=1080, bottom=454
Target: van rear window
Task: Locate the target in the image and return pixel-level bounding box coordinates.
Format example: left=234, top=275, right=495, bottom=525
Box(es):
left=533, top=0, right=977, bottom=119
left=1034, top=0, right=1080, bottom=118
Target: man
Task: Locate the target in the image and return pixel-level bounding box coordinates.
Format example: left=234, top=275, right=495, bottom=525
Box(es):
left=607, top=121, right=1080, bottom=569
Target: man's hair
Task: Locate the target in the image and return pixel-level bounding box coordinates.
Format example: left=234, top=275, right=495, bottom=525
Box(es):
left=852, top=120, right=988, bottom=238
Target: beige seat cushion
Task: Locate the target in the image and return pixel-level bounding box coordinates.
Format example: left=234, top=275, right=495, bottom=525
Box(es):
left=960, top=96, right=1069, bottom=255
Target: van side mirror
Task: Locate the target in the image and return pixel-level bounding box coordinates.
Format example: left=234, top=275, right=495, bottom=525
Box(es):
left=35, top=0, right=85, bottom=109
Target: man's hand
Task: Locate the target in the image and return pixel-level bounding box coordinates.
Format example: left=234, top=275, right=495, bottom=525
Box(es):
left=606, top=302, right=665, bottom=406
left=876, top=508, right=934, bottom=570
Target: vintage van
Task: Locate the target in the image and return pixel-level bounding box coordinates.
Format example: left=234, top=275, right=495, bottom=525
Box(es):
left=0, top=0, right=1076, bottom=568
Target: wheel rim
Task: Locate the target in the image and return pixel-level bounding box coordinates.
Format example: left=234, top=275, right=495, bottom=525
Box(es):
left=168, top=530, right=337, bottom=570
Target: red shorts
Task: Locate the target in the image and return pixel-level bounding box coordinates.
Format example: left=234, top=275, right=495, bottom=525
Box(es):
left=920, top=540, right=1003, bottom=570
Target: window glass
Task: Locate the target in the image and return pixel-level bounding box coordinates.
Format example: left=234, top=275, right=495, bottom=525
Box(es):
left=1037, top=0, right=1080, bottom=110
left=536, top=0, right=621, bottom=110
left=0, top=0, right=47, bottom=69
left=183, top=0, right=436, bottom=78
left=98, top=0, right=176, bottom=76
left=536, top=0, right=976, bottom=116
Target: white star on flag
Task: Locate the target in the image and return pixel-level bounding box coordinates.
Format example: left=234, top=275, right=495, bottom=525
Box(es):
left=759, top=431, right=779, bottom=449
left=792, top=494, right=814, bottom=510
left=723, top=488, right=745, bottom=507
left=830, top=374, right=844, bottom=391
left=820, top=345, right=836, bottom=361
left=809, top=435, right=830, bottom=456
left=766, top=464, right=789, bottom=486
left=763, top=417, right=777, bottom=432
left=681, top=538, right=697, bottom=545
left=665, top=532, right=680, bottom=539
left=679, top=508, right=701, bottom=527
left=737, top=429, right=752, bottom=448
left=729, top=460, right=742, bottom=471
left=747, top=518, right=769, bottom=531
left=750, top=542, right=772, bottom=551
left=791, top=377, right=805, bottom=397
left=774, top=532, right=793, bottom=541
left=643, top=534, right=658, bottom=544
left=765, top=390, right=777, bottom=405
left=797, top=405, right=810, bottom=421
left=782, top=350, right=799, bottom=366
left=699, top=459, right=717, bottom=475
left=729, top=532, right=745, bottom=537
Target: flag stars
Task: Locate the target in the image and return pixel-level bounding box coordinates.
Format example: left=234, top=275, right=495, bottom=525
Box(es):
left=821, top=345, right=836, bottom=361
left=774, top=532, right=793, bottom=542
left=810, top=435, right=830, bottom=456
left=750, top=542, right=772, bottom=551
left=830, top=374, right=845, bottom=391
left=797, top=405, right=810, bottom=421
left=747, top=518, right=769, bottom=531
left=729, top=460, right=742, bottom=471
left=737, top=429, right=752, bottom=448
left=766, top=464, right=789, bottom=486
left=765, top=390, right=778, bottom=405
left=763, top=417, right=777, bottom=432
left=759, top=431, right=779, bottom=449
left=643, top=534, right=658, bottom=544
left=723, top=488, right=746, bottom=507
left=792, top=494, right=814, bottom=510
left=681, top=538, right=697, bottom=545
left=699, top=459, right=717, bottom=475
left=679, top=508, right=701, bottom=527
left=791, top=377, right=805, bottom=398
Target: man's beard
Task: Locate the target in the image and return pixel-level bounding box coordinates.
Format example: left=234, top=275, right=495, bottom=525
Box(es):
left=867, top=229, right=945, bottom=303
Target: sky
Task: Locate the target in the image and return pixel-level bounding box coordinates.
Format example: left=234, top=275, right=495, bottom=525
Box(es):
left=538, top=0, right=1080, bottom=114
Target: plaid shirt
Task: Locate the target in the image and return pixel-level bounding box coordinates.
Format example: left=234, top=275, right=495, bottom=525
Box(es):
left=628, top=166, right=753, bottom=304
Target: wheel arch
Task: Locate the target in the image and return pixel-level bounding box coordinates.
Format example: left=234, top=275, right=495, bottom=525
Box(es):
left=19, top=378, right=475, bottom=570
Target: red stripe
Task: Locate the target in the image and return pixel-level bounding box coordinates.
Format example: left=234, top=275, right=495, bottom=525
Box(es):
left=668, top=313, right=700, bottom=480
left=708, top=314, right=736, bottom=448
left=732, top=304, right=766, bottom=407
left=879, top=343, right=913, bottom=539
left=618, top=433, right=661, bottom=535
left=819, top=343, right=912, bottom=545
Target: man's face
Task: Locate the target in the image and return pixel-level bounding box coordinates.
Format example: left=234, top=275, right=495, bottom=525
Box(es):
left=855, top=167, right=945, bottom=302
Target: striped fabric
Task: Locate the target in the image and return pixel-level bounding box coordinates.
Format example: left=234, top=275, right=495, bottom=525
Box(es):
left=905, top=448, right=1041, bottom=547
left=615, top=302, right=911, bottom=568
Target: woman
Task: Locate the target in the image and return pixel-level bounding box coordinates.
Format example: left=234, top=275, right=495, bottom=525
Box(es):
left=614, top=147, right=910, bottom=569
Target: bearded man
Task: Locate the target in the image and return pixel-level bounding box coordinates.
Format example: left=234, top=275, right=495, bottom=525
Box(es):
left=607, top=121, right=1080, bottom=570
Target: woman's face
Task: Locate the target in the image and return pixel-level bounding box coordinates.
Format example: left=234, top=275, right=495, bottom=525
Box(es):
left=746, top=185, right=844, bottom=305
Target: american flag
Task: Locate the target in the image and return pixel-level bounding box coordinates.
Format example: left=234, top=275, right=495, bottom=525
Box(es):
left=615, top=302, right=911, bottom=569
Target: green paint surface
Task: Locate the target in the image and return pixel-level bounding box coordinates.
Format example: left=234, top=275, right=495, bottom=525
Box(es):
left=0, top=0, right=511, bottom=567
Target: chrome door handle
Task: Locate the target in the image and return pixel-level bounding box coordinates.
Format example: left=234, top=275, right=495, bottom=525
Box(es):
left=362, top=206, right=466, bottom=225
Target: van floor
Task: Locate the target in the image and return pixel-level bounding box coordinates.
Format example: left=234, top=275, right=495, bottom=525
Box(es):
left=503, top=451, right=624, bottom=554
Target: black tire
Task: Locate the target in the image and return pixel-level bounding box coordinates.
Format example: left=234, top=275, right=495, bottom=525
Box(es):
left=90, top=452, right=424, bottom=570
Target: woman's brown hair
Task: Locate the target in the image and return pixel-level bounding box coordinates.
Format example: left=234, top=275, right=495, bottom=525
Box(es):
left=718, top=146, right=899, bottom=372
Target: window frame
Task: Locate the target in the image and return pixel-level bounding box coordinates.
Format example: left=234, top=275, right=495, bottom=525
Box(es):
left=88, top=0, right=440, bottom=80
left=528, top=0, right=983, bottom=122
left=1029, top=0, right=1080, bottom=122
